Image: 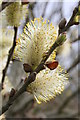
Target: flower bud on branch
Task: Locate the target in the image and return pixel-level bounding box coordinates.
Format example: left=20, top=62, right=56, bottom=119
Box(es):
left=59, top=18, right=67, bottom=29
left=56, top=33, right=66, bottom=46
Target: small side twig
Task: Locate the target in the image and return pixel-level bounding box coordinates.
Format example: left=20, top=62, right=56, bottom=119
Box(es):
left=58, top=2, right=80, bottom=35
left=70, top=38, right=80, bottom=43
left=67, top=56, right=80, bottom=72
left=1, top=27, right=17, bottom=86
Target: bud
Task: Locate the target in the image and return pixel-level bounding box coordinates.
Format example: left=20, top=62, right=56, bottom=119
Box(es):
left=78, top=5, right=80, bottom=14
left=45, top=61, right=58, bottom=70
left=59, top=18, right=67, bottom=29
left=74, top=21, right=79, bottom=25
left=56, top=33, right=66, bottom=46
left=23, top=63, right=33, bottom=73
left=73, top=7, right=78, bottom=16
left=9, top=88, right=16, bottom=99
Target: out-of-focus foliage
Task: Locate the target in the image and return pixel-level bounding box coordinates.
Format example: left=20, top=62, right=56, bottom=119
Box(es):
left=0, top=2, right=28, bottom=27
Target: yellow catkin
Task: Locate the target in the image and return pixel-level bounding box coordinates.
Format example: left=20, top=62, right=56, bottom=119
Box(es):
left=13, top=17, right=69, bottom=103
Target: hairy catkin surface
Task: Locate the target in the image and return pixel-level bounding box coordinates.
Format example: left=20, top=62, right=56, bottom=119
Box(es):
left=13, top=17, right=69, bottom=103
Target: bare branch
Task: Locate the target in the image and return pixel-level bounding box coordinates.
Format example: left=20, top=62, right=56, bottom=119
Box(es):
left=58, top=2, right=80, bottom=35
left=1, top=27, right=18, bottom=86
left=67, top=56, right=80, bottom=72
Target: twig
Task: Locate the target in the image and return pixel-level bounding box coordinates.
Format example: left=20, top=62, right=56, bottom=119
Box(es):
left=67, top=56, right=80, bottom=72
left=42, top=2, right=48, bottom=18
left=0, top=2, right=79, bottom=116
left=58, top=2, right=80, bottom=35
left=24, top=2, right=36, bottom=26
left=70, top=38, right=80, bottom=43
left=57, top=87, right=80, bottom=114
left=28, top=3, right=36, bottom=20
left=1, top=27, right=17, bottom=85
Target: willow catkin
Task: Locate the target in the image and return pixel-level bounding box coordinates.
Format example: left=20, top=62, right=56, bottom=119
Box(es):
left=13, top=17, right=69, bottom=103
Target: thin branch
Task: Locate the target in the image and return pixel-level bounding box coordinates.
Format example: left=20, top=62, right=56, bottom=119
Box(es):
left=0, top=40, right=59, bottom=115
left=41, top=2, right=48, bottom=18
left=67, top=56, right=80, bottom=72
left=58, top=2, right=80, bottom=35
left=70, top=38, right=80, bottom=43
left=0, top=2, right=79, bottom=116
left=24, top=2, right=36, bottom=26
left=1, top=27, right=18, bottom=85
left=57, top=86, right=80, bottom=114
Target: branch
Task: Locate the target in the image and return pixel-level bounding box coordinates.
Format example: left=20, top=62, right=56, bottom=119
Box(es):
left=57, top=87, right=80, bottom=114
left=41, top=2, right=48, bottom=18
left=70, top=38, right=80, bottom=43
left=58, top=2, right=80, bottom=35
left=1, top=27, right=18, bottom=86
left=67, top=55, right=80, bottom=72
left=1, top=33, right=67, bottom=115
left=0, top=39, right=59, bottom=115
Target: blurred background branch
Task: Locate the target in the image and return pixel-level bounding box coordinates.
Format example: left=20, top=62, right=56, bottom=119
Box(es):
left=57, top=86, right=80, bottom=114
left=1, top=27, right=18, bottom=86
left=67, top=55, right=80, bottom=72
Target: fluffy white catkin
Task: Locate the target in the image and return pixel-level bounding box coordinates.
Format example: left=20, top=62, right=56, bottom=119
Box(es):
left=13, top=17, right=69, bottom=103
